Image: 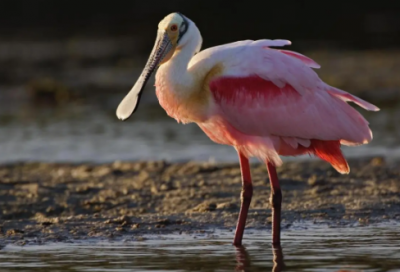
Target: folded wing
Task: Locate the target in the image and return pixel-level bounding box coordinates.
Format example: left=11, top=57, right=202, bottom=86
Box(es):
left=208, top=44, right=379, bottom=146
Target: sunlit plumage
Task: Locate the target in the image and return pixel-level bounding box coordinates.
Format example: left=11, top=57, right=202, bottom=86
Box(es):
left=116, top=12, right=379, bottom=247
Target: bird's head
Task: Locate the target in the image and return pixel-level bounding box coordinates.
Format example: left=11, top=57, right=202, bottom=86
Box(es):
left=116, top=12, right=202, bottom=120
left=157, top=13, right=190, bottom=63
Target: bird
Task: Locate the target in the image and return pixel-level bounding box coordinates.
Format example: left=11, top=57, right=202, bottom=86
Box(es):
left=116, top=12, right=379, bottom=247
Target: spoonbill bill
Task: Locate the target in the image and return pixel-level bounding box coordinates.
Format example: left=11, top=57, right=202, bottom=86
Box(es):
left=116, top=13, right=379, bottom=247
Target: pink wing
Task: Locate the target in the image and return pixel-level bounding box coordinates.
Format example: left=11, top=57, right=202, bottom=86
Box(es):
left=209, top=45, right=379, bottom=147
left=277, top=49, right=321, bottom=69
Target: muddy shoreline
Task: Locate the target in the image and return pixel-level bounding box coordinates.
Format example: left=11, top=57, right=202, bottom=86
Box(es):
left=0, top=157, right=399, bottom=246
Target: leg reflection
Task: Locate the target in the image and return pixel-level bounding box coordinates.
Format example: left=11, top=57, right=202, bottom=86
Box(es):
left=272, top=245, right=285, bottom=272
left=234, top=245, right=285, bottom=272
left=235, top=246, right=251, bottom=272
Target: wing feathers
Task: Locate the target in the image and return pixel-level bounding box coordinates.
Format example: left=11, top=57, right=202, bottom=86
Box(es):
left=327, top=87, right=380, bottom=112
left=278, top=50, right=321, bottom=69
left=254, top=39, right=292, bottom=47
left=210, top=76, right=376, bottom=146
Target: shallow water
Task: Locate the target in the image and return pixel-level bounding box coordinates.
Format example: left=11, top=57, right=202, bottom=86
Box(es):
left=1, top=224, right=400, bottom=271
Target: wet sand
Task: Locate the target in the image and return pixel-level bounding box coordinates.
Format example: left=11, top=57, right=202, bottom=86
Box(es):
left=1, top=157, right=399, bottom=246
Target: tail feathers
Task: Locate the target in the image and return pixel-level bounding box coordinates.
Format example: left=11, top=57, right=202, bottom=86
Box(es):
left=309, top=140, right=350, bottom=174
left=327, top=87, right=380, bottom=112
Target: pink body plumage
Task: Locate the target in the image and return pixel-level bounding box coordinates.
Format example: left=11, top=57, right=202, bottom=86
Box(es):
left=155, top=40, right=379, bottom=174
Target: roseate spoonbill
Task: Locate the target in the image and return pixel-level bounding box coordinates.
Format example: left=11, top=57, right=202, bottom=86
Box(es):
left=116, top=12, right=379, bottom=246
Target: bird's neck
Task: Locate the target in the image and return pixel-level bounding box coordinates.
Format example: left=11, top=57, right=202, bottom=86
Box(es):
left=157, top=38, right=200, bottom=96
left=155, top=36, right=209, bottom=124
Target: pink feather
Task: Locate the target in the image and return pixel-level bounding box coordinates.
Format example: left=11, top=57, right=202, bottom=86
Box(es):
left=207, top=74, right=377, bottom=173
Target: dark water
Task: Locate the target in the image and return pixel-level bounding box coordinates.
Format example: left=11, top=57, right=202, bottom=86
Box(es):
left=1, top=224, right=400, bottom=271
left=0, top=39, right=399, bottom=163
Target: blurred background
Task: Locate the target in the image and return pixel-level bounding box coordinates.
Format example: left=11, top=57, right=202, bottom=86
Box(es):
left=0, top=0, right=399, bottom=163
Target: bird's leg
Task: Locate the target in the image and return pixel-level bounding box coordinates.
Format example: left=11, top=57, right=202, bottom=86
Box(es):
left=266, top=162, right=282, bottom=247
left=233, top=152, right=253, bottom=246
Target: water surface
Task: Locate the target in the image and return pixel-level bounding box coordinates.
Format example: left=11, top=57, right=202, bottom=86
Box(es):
left=1, top=224, right=400, bottom=271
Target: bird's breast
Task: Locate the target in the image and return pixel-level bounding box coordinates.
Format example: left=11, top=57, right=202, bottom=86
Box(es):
left=155, top=75, right=211, bottom=124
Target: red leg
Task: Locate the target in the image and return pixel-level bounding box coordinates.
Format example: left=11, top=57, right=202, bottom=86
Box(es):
left=233, top=152, right=253, bottom=246
left=266, top=162, right=282, bottom=247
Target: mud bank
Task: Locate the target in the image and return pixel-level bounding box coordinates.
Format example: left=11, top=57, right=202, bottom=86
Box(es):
left=0, top=157, right=399, bottom=246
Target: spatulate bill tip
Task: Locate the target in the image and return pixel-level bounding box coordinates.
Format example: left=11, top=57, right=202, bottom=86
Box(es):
left=117, top=116, right=127, bottom=121
left=116, top=110, right=131, bottom=121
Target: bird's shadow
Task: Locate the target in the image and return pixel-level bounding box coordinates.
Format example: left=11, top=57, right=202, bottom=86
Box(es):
left=234, top=244, right=285, bottom=272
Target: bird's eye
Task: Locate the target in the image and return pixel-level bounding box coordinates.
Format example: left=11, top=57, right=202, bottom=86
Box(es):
left=170, top=24, right=178, bottom=31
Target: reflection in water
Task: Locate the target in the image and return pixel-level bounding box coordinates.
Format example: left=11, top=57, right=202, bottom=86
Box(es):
left=235, top=246, right=251, bottom=271
left=272, top=246, right=285, bottom=272
left=2, top=225, right=399, bottom=271
left=235, top=245, right=284, bottom=272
